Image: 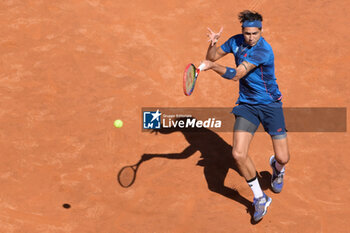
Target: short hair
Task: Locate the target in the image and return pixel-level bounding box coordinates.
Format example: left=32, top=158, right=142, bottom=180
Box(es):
left=238, top=10, right=263, bottom=25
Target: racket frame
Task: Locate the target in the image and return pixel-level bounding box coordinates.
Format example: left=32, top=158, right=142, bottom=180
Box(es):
left=117, top=161, right=141, bottom=188
left=183, top=63, right=201, bottom=96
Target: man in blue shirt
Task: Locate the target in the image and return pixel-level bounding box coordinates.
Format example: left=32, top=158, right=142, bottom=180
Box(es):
left=200, top=10, right=290, bottom=222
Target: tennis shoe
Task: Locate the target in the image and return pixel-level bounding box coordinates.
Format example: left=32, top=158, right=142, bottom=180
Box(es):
left=253, top=193, right=272, bottom=222
left=270, top=155, right=284, bottom=193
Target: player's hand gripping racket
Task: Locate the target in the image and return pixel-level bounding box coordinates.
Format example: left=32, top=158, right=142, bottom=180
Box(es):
left=117, top=159, right=142, bottom=188
left=183, top=63, right=205, bottom=96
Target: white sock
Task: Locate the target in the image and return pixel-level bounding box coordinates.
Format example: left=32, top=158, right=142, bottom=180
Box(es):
left=247, top=176, right=264, bottom=199
left=275, top=160, right=285, bottom=173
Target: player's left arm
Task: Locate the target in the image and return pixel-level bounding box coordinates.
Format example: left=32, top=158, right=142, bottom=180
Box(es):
left=200, top=60, right=256, bottom=81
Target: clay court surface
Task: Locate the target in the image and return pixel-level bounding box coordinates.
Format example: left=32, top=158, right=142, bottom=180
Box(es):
left=1, top=0, right=350, bottom=232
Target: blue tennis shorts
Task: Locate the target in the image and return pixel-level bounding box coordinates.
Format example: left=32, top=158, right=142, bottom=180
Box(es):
left=232, top=101, right=287, bottom=136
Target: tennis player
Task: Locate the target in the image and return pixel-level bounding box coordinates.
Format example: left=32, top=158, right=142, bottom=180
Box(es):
left=200, top=10, right=290, bottom=222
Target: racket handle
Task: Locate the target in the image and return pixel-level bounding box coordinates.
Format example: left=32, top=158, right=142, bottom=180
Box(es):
left=198, top=63, right=205, bottom=71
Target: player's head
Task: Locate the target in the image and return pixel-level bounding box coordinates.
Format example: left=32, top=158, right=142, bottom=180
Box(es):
left=238, top=10, right=263, bottom=46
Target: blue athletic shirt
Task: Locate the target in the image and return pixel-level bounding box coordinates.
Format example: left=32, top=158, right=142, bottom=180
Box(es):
left=220, top=34, right=282, bottom=105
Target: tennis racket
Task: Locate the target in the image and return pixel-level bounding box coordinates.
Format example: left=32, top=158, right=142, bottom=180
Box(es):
left=117, top=159, right=142, bottom=188
left=183, top=63, right=205, bottom=96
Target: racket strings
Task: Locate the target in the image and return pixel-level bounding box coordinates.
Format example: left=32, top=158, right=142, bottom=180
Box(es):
left=185, top=66, right=196, bottom=93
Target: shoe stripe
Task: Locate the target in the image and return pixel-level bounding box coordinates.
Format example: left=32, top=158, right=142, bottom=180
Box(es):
left=262, top=198, right=272, bottom=216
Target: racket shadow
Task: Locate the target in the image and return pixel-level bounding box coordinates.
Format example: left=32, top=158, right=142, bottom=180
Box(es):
left=141, top=121, right=271, bottom=223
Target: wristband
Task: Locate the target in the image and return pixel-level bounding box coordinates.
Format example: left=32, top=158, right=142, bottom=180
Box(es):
left=221, top=67, right=237, bottom=80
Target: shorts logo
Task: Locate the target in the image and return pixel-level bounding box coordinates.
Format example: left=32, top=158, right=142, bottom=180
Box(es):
left=277, top=128, right=282, bottom=132
left=143, top=110, right=161, bottom=129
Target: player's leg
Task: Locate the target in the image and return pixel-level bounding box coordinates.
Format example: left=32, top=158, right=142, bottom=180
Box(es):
left=232, top=115, right=259, bottom=181
left=232, top=130, right=256, bottom=179
left=272, top=135, right=290, bottom=166
left=269, top=134, right=290, bottom=193
left=232, top=116, right=272, bottom=222
left=258, top=101, right=290, bottom=193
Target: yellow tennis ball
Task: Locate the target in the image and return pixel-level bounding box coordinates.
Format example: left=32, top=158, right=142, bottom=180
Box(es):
left=114, top=119, right=123, bottom=128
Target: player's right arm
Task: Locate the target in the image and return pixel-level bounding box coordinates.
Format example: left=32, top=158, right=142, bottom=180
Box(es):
left=200, top=60, right=256, bottom=81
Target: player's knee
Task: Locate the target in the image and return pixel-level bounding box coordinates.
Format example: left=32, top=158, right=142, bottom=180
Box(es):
left=276, top=152, right=290, bottom=165
left=232, top=147, right=247, bottom=162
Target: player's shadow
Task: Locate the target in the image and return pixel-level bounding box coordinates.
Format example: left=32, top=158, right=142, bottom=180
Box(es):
left=140, top=120, right=271, bottom=224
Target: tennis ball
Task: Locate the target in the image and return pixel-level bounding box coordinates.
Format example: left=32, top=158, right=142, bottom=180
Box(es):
left=114, top=119, right=123, bottom=128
